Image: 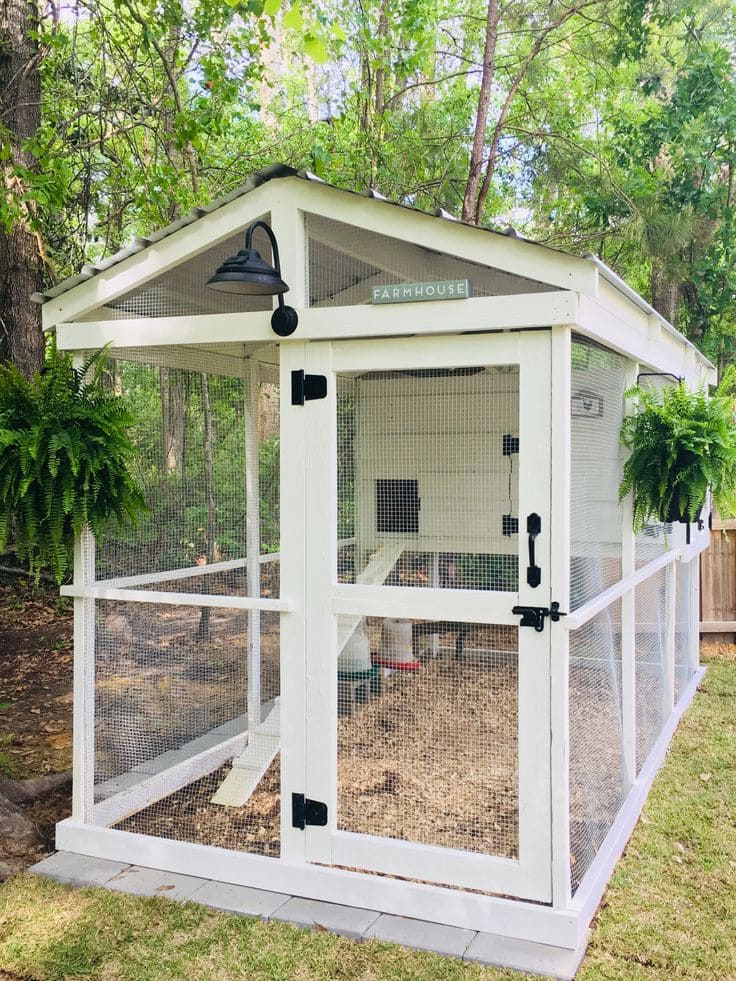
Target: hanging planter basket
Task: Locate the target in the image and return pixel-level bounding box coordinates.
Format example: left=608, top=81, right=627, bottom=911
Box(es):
left=663, top=498, right=704, bottom=525
left=620, top=369, right=736, bottom=533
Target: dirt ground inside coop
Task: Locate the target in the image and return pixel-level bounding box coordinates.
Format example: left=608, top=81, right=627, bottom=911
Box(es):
left=115, top=627, right=521, bottom=863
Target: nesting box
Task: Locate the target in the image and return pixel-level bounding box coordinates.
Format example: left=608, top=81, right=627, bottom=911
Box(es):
left=39, top=165, right=711, bottom=969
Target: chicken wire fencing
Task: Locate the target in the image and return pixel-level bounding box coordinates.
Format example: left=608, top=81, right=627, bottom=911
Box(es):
left=569, top=601, right=625, bottom=892
left=674, top=559, right=696, bottom=702
left=96, top=351, right=279, bottom=584
left=570, top=335, right=628, bottom=611
left=88, top=350, right=283, bottom=857
left=635, top=567, right=669, bottom=772
left=335, top=617, right=519, bottom=862
left=336, top=366, right=520, bottom=593
left=79, top=215, right=274, bottom=321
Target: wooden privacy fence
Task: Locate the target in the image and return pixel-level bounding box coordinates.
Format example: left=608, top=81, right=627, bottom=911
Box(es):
left=700, top=514, right=736, bottom=642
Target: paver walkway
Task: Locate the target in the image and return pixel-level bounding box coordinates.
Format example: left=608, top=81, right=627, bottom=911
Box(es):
left=30, top=851, right=588, bottom=978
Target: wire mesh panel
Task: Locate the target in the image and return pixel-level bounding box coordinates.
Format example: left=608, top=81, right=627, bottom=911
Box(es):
left=569, top=601, right=625, bottom=892
left=674, top=560, right=694, bottom=703
left=570, top=335, right=628, bottom=610
left=635, top=523, right=673, bottom=570
left=336, top=617, right=519, bottom=858
left=89, top=352, right=282, bottom=856
left=94, top=600, right=281, bottom=855
left=96, top=354, right=278, bottom=588
left=305, top=214, right=559, bottom=307
left=336, top=367, right=520, bottom=592
left=635, top=568, right=668, bottom=771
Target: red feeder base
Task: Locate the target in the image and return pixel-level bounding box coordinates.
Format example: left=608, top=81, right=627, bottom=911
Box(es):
left=372, top=657, right=421, bottom=671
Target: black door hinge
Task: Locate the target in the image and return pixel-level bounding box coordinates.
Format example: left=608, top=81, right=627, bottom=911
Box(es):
left=291, top=792, right=328, bottom=829
left=291, top=370, right=327, bottom=405
left=512, top=601, right=566, bottom=632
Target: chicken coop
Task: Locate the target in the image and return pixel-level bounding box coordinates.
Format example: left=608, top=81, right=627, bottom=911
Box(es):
left=38, top=165, right=712, bottom=960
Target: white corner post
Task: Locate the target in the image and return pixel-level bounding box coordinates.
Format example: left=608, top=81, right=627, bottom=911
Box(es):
left=620, top=361, right=638, bottom=791
left=72, top=525, right=96, bottom=822
left=244, top=356, right=262, bottom=728
left=550, top=324, right=571, bottom=909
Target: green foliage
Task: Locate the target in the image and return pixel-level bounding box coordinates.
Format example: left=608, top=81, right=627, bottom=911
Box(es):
left=0, top=349, right=148, bottom=582
left=619, top=368, right=736, bottom=530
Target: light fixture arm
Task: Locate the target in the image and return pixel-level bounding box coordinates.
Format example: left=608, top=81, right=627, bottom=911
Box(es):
left=245, top=220, right=281, bottom=270
left=245, top=220, right=298, bottom=337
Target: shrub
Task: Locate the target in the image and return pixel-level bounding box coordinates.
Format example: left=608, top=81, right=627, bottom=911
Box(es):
left=0, top=349, right=148, bottom=581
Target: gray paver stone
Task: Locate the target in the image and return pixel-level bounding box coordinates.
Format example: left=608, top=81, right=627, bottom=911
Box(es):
left=190, top=880, right=290, bottom=918
left=464, top=930, right=589, bottom=979
left=364, top=914, right=476, bottom=957
left=106, top=864, right=207, bottom=901
left=29, top=852, right=130, bottom=888
left=271, top=897, right=381, bottom=938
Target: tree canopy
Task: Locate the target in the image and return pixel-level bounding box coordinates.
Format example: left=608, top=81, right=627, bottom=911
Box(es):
left=2, top=0, right=735, bottom=369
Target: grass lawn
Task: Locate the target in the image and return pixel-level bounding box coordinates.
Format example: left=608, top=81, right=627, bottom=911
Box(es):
left=0, top=652, right=733, bottom=981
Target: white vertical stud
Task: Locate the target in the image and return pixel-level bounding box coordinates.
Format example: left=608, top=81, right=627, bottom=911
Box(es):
left=664, top=563, right=676, bottom=716
left=244, top=357, right=262, bottom=728
left=279, top=341, right=308, bottom=863
left=620, top=361, right=638, bottom=790
left=71, top=353, right=96, bottom=823
left=550, top=325, right=571, bottom=909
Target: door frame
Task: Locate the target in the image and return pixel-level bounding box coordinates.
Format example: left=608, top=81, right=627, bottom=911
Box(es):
left=287, top=330, right=553, bottom=903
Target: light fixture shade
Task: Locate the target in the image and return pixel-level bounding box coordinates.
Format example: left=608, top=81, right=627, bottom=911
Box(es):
left=206, top=247, right=289, bottom=295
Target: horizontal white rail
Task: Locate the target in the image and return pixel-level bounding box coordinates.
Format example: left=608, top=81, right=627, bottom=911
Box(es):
left=60, top=584, right=292, bottom=612
left=94, top=540, right=357, bottom=590
left=565, top=550, right=677, bottom=631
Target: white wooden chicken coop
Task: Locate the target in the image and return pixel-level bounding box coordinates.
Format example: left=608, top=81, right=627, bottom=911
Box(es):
left=38, top=164, right=712, bottom=961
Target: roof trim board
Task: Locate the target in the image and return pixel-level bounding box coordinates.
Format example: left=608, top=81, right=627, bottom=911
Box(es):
left=36, top=163, right=714, bottom=370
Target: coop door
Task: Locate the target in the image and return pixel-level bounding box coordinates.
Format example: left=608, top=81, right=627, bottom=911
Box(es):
left=301, top=332, right=552, bottom=903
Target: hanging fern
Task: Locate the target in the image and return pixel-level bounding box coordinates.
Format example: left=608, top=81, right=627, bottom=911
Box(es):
left=0, top=348, right=148, bottom=582
left=619, top=367, right=736, bottom=531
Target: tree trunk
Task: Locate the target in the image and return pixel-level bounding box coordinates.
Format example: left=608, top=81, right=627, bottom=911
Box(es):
left=0, top=0, right=45, bottom=377
left=160, top=367, right=186, bottom=474
left=651, top=264, right=681, bottom=328
left=0, top=771, right=71, bottom=859
left=462, top=0, right=500, bottom=223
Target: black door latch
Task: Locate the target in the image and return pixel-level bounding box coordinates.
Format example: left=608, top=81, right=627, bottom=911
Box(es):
left=526, top=513, right=542, bottom=588
left=512, top=601, right=566, bottom=632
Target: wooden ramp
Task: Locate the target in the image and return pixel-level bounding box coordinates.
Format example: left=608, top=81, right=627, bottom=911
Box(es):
left=212, top=543, right=404, bottom=807
left=211, top=698, right=281, bottom=807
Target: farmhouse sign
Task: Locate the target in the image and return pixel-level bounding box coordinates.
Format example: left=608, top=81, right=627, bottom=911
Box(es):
left=371, top=279, right=472, bottom=304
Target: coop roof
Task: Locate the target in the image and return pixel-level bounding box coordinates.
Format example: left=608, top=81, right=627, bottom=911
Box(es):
left=36, top=163, right=712, bottom=375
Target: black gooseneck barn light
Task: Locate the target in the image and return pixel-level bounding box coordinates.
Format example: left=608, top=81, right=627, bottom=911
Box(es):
left=206, top=220, right=298, bottom=337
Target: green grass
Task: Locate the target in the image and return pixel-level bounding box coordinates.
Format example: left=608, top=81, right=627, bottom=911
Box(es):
left=0, top=656, right=734, bottom=981
left=0, top=735, right=24, bottom=779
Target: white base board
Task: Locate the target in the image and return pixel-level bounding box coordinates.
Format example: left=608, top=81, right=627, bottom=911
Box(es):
left=56, top=664, right=705, bottom=954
